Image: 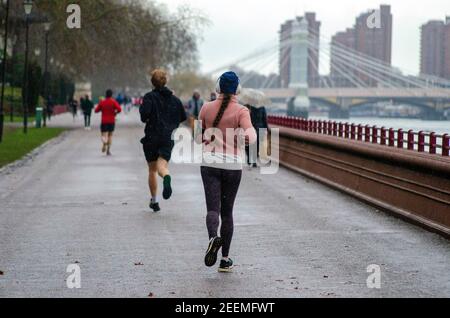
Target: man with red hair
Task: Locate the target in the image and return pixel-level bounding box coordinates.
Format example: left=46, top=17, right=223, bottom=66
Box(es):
left=140, top=69, right=187, bottom=213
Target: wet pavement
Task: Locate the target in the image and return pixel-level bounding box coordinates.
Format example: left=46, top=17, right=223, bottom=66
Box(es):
left=0, top=110, right=449, bottom=298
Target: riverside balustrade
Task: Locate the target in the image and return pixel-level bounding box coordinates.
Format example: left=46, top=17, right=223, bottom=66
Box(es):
left=268, top=115, right=450, bottom=156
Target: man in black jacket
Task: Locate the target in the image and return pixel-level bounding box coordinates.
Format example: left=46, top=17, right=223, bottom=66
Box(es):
left=81, top=95, right=94, bottom=130
left=140, top=69, right=187, bottom=212
left=245, top=105, right=269, bottom=168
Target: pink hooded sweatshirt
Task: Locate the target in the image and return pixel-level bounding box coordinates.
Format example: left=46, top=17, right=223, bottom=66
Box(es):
left=199, top=95, right=257, bottom=168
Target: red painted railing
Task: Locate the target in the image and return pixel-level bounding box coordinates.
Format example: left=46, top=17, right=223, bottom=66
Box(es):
left=52, top=105, right=69, bottom=116
left=268, top=115, right=450, bottom=157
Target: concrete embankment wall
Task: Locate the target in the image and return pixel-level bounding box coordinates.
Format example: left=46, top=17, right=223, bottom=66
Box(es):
left=274, top=126, right=450, bottom=238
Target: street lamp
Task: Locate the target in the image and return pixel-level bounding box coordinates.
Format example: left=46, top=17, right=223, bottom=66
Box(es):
left=22, top=0, right=33, bottom=134
left=8, top=34, right=16, bottom=123
left=23, top=0, right=33, bottom=15
left=0, top=0, right=11, bottom=143
left=42, top=21, right=51, bottom=127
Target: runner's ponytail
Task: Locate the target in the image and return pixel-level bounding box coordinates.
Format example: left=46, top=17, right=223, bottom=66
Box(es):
left=213, top=94, right=232, bottom=127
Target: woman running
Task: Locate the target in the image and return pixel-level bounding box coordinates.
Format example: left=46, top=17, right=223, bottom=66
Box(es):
left=95, top=89, right=122, bottom=156
left=199, top=71, right=257, bottom=272
left=140, top=69, right=187, bottom=212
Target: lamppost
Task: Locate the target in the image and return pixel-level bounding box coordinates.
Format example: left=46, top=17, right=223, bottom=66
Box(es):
left=43, top=22, right=50, bottom=127
left=0, top=0, right=10, bottom=143
left=9, top=34, right=16, bottom=123
left=22, top=0, right=33, bottom=134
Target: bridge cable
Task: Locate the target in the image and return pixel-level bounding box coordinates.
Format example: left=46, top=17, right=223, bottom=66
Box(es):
left=308, top=39, right=372, bottom=90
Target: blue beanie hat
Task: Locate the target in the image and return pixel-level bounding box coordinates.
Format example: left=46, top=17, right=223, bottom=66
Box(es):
left=219, top=71, right=240, bottom=94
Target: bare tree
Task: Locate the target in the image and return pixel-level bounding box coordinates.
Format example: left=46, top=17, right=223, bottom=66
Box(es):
left=5, top=0, right=208, bottom=92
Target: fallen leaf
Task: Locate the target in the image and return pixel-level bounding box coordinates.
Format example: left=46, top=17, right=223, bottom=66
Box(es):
left=148, top=292, right=155, bottom=298
left=74, top=261, right=80, bottom=264
left=323, top=275, right=329, bottom=278
left=170, top=292, right=176, bottom=295
left=0, top=270, right=4, bottom=276
left=134, top=262, right=144, bottom=266
left=344, top=281, right=354, bottom=285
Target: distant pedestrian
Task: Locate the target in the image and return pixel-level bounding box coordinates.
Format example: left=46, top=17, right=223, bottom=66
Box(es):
left=210, top=92, right=217, bottom=102
left=199, top=72, right=257, bottom=273
left=124, top=95, right=132, bottom=113
left=116, top=93, right=126, bottom=111
left=245, top=105, right=268, bottom=167
left=46, top=96, right=54, bottom=121
left=81, top=95, right=94, bottom=130
left=69, top=98, right=78, bottom=121
left=187, top=90, right=204, bottom=133
left=95, top=89, right=122, bottom=156
left=140, top=69, right=187, bottom=213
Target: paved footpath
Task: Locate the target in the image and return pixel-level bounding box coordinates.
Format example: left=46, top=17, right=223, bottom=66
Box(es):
left=0, top=111, right=449, bottom=298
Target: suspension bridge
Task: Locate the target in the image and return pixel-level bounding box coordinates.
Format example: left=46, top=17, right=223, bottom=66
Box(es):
left=208, top=18, right=450, bottom=120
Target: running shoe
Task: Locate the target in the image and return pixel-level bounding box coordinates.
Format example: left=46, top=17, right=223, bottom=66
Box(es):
left=218, top=259, right=234, bottom=273
left=150, top=201, right=161, bottom=213
left=102, top=143, right=107, bottom=153
left=162, top=175, right=172, bottom=200
left=204, top=237, right=222, bottom=267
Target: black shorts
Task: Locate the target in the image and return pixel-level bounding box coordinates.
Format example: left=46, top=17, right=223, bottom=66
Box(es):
left=142, top=136, right=175, bottom=163
left=101, top=123, right=115, bottom=133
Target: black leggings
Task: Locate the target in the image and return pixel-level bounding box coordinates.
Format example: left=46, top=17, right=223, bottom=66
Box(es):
left=84, top=113, right=91, bottom=127
left=201, top=166, right=242, bottom=257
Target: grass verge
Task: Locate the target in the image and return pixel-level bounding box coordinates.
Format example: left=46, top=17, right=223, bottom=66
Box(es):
left=6, top=116, right=36, bottom=123
left=0, top=127, right=65, bottom=168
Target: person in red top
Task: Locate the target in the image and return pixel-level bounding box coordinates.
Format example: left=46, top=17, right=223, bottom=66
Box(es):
left=95, top=89, right=122, bottom=156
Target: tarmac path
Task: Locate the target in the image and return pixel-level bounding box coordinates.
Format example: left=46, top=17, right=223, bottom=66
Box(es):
left=0, top=111, right=449, bottom=297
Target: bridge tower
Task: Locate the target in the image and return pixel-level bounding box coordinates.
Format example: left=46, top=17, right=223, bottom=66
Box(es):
left=288, top=18, right=310, bottom=118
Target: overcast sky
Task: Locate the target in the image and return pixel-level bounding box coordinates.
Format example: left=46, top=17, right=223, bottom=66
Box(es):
left=158, top=0, right=450, bottom=76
